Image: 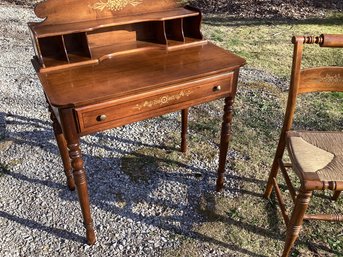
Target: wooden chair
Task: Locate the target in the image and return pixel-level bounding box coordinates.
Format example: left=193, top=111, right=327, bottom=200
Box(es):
left=263, top=34, right=343, bottom=257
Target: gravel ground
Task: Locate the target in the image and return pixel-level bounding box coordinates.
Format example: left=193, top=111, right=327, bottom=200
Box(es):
left=0, top=3, right=287, bottom=257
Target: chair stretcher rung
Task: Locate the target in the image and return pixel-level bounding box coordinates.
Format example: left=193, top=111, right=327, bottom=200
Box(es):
left=283, top=163, right=292, bottom=168
left=304, top=214, right=343, bottom=221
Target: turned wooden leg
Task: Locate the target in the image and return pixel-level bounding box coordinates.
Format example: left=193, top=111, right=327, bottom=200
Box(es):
left=60, top=109, right=96, bottom=245
left=216, top=97, right=234, bottom=192
left=49, top=108, right=75, bottom=191
left=181, top=108, right=189, bottom=153
left=332, top=190, right=341, bottom=201
left=282, top=189, right=312, bottom=257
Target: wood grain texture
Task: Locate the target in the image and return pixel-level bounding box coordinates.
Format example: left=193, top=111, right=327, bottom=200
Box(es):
left=31, top=8, right=199, bottom=38
left=34, top=0, right=181, bottom=26
left=75, top=73, right=233, bottom=134
left=29, top=3, right=206, bottom=71
left=298, top=67, right=343, bottom=93
left=320, top=34, right=343, bottom=47
left=38, top=43, right=244, bottom=108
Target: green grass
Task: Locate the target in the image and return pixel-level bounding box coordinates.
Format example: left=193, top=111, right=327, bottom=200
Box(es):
left=202, top=12, right=343, bottom=78
left=119, top=12, right=343, bottom=257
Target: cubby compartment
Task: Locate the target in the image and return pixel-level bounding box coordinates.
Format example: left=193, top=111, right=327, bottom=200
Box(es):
left=87, top=21, right=167, bottom=60
left=165, top=19, right=185, bottom=46
left=30, top=6, right=206, bottom=71
left=183, top=16, right=203, bottom=43
left=38, top=36, right=68, bottom=67
left=63, top=33, right=91, bottom=63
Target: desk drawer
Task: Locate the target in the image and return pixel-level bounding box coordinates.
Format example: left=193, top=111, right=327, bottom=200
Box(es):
left=76, top=73, right=233, bottom=134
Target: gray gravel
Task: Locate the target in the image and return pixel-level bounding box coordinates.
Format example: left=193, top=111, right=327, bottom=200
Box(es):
left=0, top=3, right=246, bottom=257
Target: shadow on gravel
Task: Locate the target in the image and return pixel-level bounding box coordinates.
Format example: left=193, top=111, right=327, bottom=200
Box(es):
left=5, top=114, right=340, bottom=256
left=0, top=112, right=7, bottom=139
left=5, top=169, right=65, bottom=190
left=0, top=211, right=84, bottom=243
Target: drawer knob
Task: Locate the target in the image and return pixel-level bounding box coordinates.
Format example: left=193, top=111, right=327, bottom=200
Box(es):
left=97, top=114, right=107, bottom=121
left=213, top=85, right=222, bottom=92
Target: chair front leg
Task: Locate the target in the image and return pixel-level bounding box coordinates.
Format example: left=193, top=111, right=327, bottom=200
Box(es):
left=282, top=189, right=312, bottom=257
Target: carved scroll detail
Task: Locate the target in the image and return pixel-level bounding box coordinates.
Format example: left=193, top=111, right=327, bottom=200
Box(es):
left=90, top=0, right=143, bottom=12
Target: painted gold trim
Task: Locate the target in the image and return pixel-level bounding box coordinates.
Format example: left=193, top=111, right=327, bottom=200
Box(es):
left=134, top=89, right=193, bottom=110
left=319, top=74, right=342, bottom=84
left=90, top=0, right=143, bottom=12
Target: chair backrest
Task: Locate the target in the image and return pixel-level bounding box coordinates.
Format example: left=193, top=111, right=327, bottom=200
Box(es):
left=282, top=34, right=343, bottom=133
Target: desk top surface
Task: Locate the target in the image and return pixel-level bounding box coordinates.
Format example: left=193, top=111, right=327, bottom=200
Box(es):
left=39, top=43, right=246, bottom=108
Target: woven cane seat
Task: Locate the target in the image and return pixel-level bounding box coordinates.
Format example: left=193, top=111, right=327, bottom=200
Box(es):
left=287, top=131, right=343, bottom=182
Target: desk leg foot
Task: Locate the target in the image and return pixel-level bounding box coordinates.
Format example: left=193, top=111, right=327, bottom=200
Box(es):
left=50, top=109, right=75, bottom=191
left=60, top=109, right=96, bottom=244
left=68, top=141, right=96, bottom=245
left=181, top=108, right=189, bottom=153
left=216, top=97, right=234, bottom=192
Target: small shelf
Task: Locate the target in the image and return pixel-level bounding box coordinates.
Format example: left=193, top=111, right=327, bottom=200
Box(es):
left=30, top=6, right=206, bottom=71
left=32, top=8, right=200, bottom=38
left=87, top=21, right=167, bottom=60
left=167, top=39, right=184, bottom=47
left=42, top=56, right=69, bottom=67
left=67, top=53, right=92, bottom=63
left=91, top=41, right=164, bottom=60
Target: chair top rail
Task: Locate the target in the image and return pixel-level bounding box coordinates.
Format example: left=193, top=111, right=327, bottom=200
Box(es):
left=293, top=34, right=343, bottom=47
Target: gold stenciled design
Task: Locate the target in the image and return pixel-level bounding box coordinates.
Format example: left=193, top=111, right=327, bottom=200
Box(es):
left=90, top=0, right=143, bottom=12
left=320, top=74, right=342, bottom=84
left=134, top=90, right=193, bottom=110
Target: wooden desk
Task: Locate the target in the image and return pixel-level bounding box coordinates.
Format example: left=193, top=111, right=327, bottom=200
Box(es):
left=29, top=0, right=246, bottom=245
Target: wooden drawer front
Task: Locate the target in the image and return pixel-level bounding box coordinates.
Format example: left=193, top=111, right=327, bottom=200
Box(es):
left=76, top=74, right=233, bottom=134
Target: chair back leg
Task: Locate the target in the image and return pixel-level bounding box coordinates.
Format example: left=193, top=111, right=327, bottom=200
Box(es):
left=264, top=135, right=287, bottom=198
